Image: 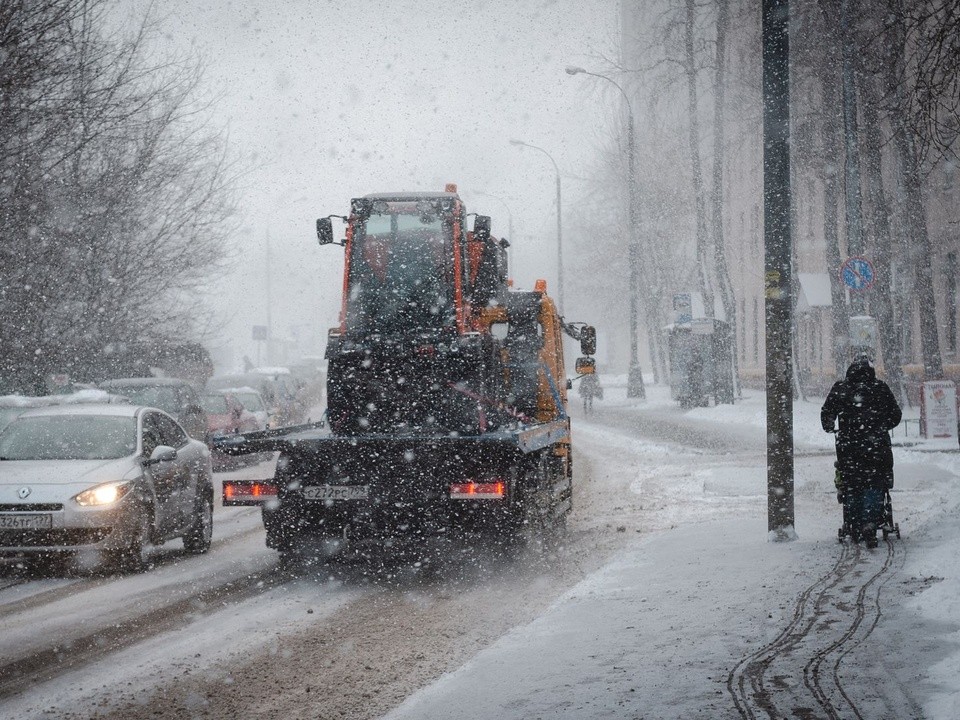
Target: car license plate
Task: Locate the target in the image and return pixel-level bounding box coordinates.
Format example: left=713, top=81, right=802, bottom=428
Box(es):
left=0, top=513, right=53, bottom=530
left=302, top=485, right=369, bottom=501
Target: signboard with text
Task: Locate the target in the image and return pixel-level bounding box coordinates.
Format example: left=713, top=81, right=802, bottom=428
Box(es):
left=920, top=380, right=959, bottom=441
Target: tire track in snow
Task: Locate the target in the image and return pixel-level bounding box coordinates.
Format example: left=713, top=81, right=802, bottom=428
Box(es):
left=726, top=542, right=857, bottom=719
left=727, top=538, right=909, bottom=720
left=0, top=518, right=264, bottom=622
left=0, top=563, right=293, bottom=699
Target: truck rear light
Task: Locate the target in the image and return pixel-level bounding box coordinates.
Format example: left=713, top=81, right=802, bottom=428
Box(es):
left=449, top=481, right=505, bottom=500
left=223, top=480, right=279, bottom=506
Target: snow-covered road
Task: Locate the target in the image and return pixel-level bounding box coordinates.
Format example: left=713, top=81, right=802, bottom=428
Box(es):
left=1, top=387, right=957, bottom=719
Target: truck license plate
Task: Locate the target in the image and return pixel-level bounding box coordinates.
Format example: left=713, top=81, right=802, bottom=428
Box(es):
left=302, top=485, right=369, bottom=501
left=0, top=513, right=53, bottom=530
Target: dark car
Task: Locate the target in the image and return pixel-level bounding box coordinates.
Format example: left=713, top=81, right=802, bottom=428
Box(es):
left=98, top=378, right=207, bottom=441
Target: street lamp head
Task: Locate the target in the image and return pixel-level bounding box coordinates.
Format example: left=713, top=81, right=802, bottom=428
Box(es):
left=565, top=66, right=586, bottom=75
left=509, top=139, right=525, bottom=146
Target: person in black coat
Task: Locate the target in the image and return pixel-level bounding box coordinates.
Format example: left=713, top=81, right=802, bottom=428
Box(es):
left=821, top=357, right=902, bottom=547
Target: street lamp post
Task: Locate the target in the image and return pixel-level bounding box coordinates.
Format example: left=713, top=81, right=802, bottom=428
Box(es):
left=509, top=139, right=563, bottom=313
left=566, top=66, right=645, bottom=398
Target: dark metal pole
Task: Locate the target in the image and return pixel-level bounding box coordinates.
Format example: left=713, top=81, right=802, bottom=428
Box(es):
left=626, top=109, right=646, bottom=398
left=763, top=0, right=795, bottom=539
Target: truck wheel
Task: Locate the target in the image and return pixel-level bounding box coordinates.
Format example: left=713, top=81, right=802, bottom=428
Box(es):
left=278, top=547, right=301, bottom=570
left=506, top=454, right=551, bottom=555
left=183, top=488, right=213, bottom=554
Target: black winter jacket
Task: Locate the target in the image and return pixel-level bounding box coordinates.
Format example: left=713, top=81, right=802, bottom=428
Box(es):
left=821, top=360, right=902, bottom=485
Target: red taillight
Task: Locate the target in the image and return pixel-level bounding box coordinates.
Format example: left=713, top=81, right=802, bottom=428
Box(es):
left=449, top=481, right=505, bottom=500
left=223, top=481, right=278, bottom=505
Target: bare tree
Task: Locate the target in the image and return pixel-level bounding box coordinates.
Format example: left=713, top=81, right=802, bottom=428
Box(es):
left=0, top=0, right=236, bottom=392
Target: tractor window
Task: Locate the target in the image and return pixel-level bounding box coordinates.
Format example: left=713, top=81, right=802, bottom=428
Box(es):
left=346, top=204, right=455, bottom=335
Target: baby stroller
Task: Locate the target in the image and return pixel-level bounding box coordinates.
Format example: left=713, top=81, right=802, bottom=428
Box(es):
left=836, top=464, right=901, bottom=543
left=837, top=490, right=900, bottom=543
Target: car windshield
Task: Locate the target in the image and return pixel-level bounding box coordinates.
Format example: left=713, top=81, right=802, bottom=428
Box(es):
left=346, top=202, right=455, bottom=335
left=0, top=415, right=137, bottom=460
left=201, top=394, right=229, bottom=413
left=234, top=393, right=265, bottom=412
left=108, top=385, right=179, bottom=414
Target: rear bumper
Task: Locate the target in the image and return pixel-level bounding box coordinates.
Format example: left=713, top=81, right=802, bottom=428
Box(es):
left=263, top=488, right=514, bottom=550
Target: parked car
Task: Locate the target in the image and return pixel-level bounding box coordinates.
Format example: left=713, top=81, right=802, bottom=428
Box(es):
left=0, top=404, right=213, bottom=572
left=201, top=391, right=260, bottom=469
left=98, top=378, right=207, bottom=440
left=219, top=386, right=272, bottom=430
left=249, top=367, right=308, bottom=425
left=0, top=389, right=128, bottom=432
left=208, top=371, right=303, bottom=426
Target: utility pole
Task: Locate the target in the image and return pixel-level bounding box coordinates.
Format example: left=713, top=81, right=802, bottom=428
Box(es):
left=509, top=139, right=563, bottom=313
left=763, top=0, right=795, bottom=540
left=566, top=66, right=646, bottom=398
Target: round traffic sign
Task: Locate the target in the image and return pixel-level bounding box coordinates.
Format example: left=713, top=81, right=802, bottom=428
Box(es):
left=840, top=257, right=875, bottom=291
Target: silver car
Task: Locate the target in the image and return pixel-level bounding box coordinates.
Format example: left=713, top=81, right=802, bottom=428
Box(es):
left=0, top=404, right=214, bottom=572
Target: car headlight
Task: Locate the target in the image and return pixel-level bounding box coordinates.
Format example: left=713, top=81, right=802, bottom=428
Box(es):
left=74, top=481, right=133, bottom=507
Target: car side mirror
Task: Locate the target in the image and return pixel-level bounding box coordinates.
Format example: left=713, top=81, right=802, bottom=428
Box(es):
left=575, top=357, right=596, bottom=375
left=144, top=445, right=177, bottom=466
left=580, top=326, right=597, bottom=356
left=316, top=217, right=334, bottom=245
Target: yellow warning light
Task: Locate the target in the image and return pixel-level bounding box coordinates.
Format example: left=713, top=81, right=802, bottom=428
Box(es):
left=445, top=183, right=458, bottom=193
left=534, top=279, right=547, bottom=294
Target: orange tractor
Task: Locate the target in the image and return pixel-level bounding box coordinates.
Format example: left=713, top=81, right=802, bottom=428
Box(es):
left=219, top=185, right=596, bottom=561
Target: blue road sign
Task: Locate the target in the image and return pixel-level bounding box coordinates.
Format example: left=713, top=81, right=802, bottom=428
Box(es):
left=840, top=257, right=875, bottom=291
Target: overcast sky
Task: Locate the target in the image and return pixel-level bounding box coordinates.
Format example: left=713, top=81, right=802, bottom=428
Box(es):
left=122, top=0, right=619, bottom=367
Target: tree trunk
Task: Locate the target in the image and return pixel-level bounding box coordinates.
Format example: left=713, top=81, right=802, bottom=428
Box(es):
left=821, top=78, right=850, bottom=378
left=840, top=0, right=865, bottom=322
left=711, top=0, right=739, bottom=401
left=684, top=0, right=715, bottom=320
left=886, top=12, right=944, bottom=379
left=860, top=74, right=906, bottom=402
